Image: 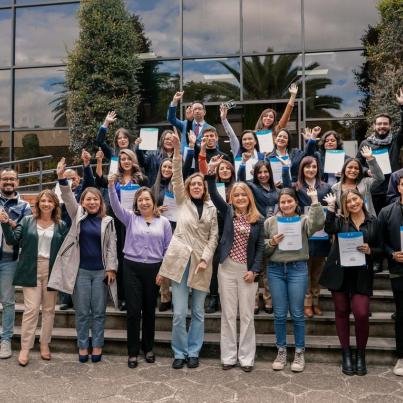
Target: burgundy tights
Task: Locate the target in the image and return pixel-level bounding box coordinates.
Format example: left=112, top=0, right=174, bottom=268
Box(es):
left=332, top=292, right=370, bottom=350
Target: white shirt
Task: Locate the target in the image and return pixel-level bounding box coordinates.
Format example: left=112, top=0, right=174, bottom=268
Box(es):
left=37, top=223, right=54, bottom=259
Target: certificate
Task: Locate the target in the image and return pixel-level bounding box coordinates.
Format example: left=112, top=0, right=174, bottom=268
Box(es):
left=54, top=180, right=72, bottom=203
left=256, top=130, right=274, bottom=153
left=235, top=157, right=254, bottom=181
left=120, top=184, right=140, bottom=210
left=324, top=150, right=345, bottom=174
left=372, top=148, right=392, bottom=175
left=108, top=156, right=119, bottom=175
left=216, top=182, right=226, bottom=200
left=304, top=206, right=328, bottom=240
left=277, top=216, right=302, bottom=251
left=338, top=232, right=366, bottom=267
left=139, top=128, right=158, bottom=151
left=400, top=226, right=403, bottom=251
left=161, top=192, right=177, bottom=222
left=270, top=156, right=289, bottom=184
left=183, top=146, right=195, bottom=168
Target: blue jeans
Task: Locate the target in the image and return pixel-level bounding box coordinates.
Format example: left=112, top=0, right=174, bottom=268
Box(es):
left=72, top=269, right=108, bottom=349
left=171, top=263, right=207, bottom=359
left=268, top=261, right=308, bottom=349
left=0, top=254, right=17, bottom=342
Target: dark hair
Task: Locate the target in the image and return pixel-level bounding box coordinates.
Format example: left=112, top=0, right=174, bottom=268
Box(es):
left=296, top=156, right=321, bottom=191
left=151, top=158, right=173, bottom=204
left=34, top=189, right=61, bottom=224
left=278, top=187, right=301, bottom=215
left=274, top=128, right=291, bottom=153
left=374, top=113, right=392, bottom=124
left=340, top=188, right=368, bottom=218
left=397, top=174, right=403, bottom=188
left=255, top=108, right=277, bottom=131
left=253, top=160, right=275, bottom=189
left=80, top=187, right=106, bottom=217
left=318, top=130, right=344, bottom=153
left=114, top=128, right=133, bottom=148
left=133, top=187, right=160, bottom=217
left=340, top=158, right=364, bottom=185
left=203, top=127, right=218, bottom=137
left=216, top=160, right=236, bottom=200
left=118, top=149, right=146, bottom=184
left=240, top=130, right=260, bottom=153
left=191, top=100, right=206, bottom=110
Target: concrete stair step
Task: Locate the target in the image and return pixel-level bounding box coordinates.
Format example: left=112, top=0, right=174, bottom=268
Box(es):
left=5, top=326, right=396, bottom=365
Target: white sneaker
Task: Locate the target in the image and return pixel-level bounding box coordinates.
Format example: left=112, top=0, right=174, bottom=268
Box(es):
left=291, top=349, right=305, bottom=372
left=0, top=340, right=12, bottom=359
left=393, top=359, right=403, bottom=376
left=272, top=348, right=287, bottom=370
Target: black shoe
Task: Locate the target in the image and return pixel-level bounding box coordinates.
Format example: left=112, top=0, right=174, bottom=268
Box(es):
left=59, top=304, right=73, bottom=311
left=264, top=306, right=273, bottom=314
left=128, top=356, right=138, bottom=369
left=392, top=312, right=397, bottom=320
left=341, top=348, right=354, bottom=376
left=355, top=350, right=367, bottom=376
left=187, top=357, right=199, bottom=368
left=119, top=301, right=127, bottom=312
left=254, top=307, right=260, bottom=315
left=159, top=301, right=172, bottom=312
left=241, top=366, right=253, bottom=372
left=205, top=295, right=219, bottom=314
left=172, top=358, right=186, bottom=369
left=373, top=262, right=382, bottom=273
left=78, top=354, right=88, bottom=363
left=145, top=351, right=155, bottom=363
left=91, top=354, right=102, bottom=363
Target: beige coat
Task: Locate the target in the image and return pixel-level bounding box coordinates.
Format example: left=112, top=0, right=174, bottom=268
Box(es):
left=158, top=157, right=218, bottom=292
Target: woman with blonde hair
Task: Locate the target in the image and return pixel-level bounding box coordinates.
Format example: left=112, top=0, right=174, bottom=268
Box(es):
left=157, top=129, right=218, bottom=370
left=0, top=189, right=67, bottom=366
left=206, top=158, right=264, bottom=372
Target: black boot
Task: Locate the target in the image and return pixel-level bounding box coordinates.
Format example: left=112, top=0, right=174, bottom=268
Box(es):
left=356, top=349, right=367, bottom=376
left=205, top=295, right=219, bottom=314
left=341, top=348, right=354, bottom=376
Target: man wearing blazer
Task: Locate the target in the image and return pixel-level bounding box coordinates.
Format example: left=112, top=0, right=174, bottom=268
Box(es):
left=167, top=91, right=215, bottom=152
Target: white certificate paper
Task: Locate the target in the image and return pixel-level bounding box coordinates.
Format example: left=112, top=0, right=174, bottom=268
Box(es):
left=324, top=150, right=345, bottom=174
left=161, top=192, right=177, bottom=222
left=256, top=130, right=274, bottom=153
left=183, top=146, right=195, bottom=168
left=216, top=182, right=226, bottom=201
left=270, top=156, right=289, bottom=184
left=108, top=156, right=119, bottom=175
left=235, top=157, right=254, bottom=181
left=304, top=206, right=328, bottom=240
left=372, top=148, right=392, bottom=175
left=338, top=232, right=366, bottom=267
left=139, top=128, right=159, bottom=151
left=120, top=184, right=140, bottom=210
left=277, top=216, right=302, bottom=251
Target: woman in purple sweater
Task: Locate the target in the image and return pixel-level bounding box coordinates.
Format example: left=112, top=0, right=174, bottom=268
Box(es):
left=108, top=178, right=172, bottom=368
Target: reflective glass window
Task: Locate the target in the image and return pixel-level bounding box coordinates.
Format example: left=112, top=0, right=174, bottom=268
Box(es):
left=137, top=60, right=180, bottom=124
left=304, top=0, right=379, bottom=50
left=125, top=0, right=180, bottom=57
left=304, top=51, right=365, bottom=118
left=243, top=0, right=301, bottom=53
left=0, top=9, right=12, bottom=67
left=183, top=58, right=240, bottom=103
left=183, top=0, right=240, bottom=56
left=16, top=4, right=79, bottom=65
left=0, top=70, right=11, bottom=129
left=14, top=67, right=66, bottom=128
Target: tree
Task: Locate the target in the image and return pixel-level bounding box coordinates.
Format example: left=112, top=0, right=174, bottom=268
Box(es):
left=65, top=0, right=143, bottom=154
left=357, top=0, right=403, bottom=133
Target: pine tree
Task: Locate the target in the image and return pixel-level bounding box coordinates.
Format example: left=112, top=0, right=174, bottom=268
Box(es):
left=359, top=0, right=403, bottom=133
left=65, top=0, right=143, bottom=154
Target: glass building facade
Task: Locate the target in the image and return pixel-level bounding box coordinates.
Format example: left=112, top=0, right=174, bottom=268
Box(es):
left=0, top=0, right=380, bottom=163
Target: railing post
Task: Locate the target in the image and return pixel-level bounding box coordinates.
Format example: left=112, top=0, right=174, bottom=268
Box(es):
left=39, top=160, right=43, bottom=191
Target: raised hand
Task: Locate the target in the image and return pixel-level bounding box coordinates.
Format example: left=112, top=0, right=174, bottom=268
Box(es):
left=103, top=111, right=117, bottom=127
left=172, top=127, right=181, bottom=151
left=323, top=192, right=336, bottom=211
left=360, top=145, right=373, bottom=160
left=307, top=186, right=318, bottom=203
left=0, top=209, right=10, bottom=224
left=95, top=148, right=104, bottom=161
left=134, top=137, right=142, bottom=146
left=81, top=149, right=91, bottom=167
left=301, top=127, right=313, bottom=141
left=242, top=152, right=252, bottom=163
left=200, top=136, right=207, bottom=151
left=172, top=91, right=184, bottom=104
left=289, top=83, right=298, bottom=96
left=56, top=157, right=66, bottom=179
left=208, top=155, right=224, bottom=172
left=185, top=105, right=193, bottom=121
left=107, top=172, right=119, bottom=185
left=220, top=104, right=228, bottom=120
left=396, top=87, right=403, bottom=105
left=188, top=130, right=196, bottom=149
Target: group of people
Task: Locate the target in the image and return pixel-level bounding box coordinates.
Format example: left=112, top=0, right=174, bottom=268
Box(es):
left=0, top=85, right=402, bottom=378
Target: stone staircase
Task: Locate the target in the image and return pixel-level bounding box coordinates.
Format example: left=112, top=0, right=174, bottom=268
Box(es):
left=1, top=271, right=397, bottom=365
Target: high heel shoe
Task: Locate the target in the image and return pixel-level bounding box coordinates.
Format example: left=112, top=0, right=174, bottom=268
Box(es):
left=40, top=344, right=51, bottom=361
left=18, top=350, right=29, bottom=367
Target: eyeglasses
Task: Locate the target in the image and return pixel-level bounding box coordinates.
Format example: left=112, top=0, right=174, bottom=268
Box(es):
left=0, top=177, right=17, bottom=182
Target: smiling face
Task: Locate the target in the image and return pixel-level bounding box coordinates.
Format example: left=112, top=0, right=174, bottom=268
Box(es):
left=163, top=132, right=174, bottom=151
left=116, top=133, right=130, bottom=149
left=279, top=194, right=298, bottom=216
left=204, top=130, right=217, bottom=148
left=242, top=132, right=257, bottom=152
left=345, top=192, right=364, bottom=215
left=324, top=134, right=338, bottom=150
left=344, top=160, right=360, bottom=181
left=275, top=130, right=289, bottom=149
left=192, top=102, right=206, bottom=122
left=119, top=153, right=134, bottom=172
left=189, top=175, right=205, bottom=199
left=303, top=160, right=318, bottom=181
left=161, top=160, right=173, bottom=179
left=64, top=169, right=80, bottom=190
left=0, top=170, right=18, bottom=197
left=82, top=191, right=101, bottom=215
left=218, top=162, right=232, bottom=181
left=374, top=116, right=391, bottom=137
left=257, top=165, right=270, bottom=185
left=38, top=194, right=56, bottom=215
left=136, top=190, right=154, bottom=217
left=262, top=111, right=275, bottom=129
left=231, top=185, right=250, bottom=212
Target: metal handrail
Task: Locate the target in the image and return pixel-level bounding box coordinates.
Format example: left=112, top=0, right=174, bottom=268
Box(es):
left=0, top=155, right=53, bottom=167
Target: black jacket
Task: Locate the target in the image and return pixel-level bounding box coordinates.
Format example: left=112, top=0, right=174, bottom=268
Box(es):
left=377, top=200, right=403, bottom=275
left=319, top=211, right=381, bottom=295
left=206, top=174, right=264, bottom=273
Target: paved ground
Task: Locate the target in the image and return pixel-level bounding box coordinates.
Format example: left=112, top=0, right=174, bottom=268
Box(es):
left=1, top=353, right=403, bottom=402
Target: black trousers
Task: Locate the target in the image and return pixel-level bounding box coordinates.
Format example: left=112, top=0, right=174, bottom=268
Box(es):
left=209, top=249, right=220, bottom=296
left=123, top=259, right=160, bottom=357
left=372, top=193, right=387, bottom=215
left=391, top=277, right=403, bottom=358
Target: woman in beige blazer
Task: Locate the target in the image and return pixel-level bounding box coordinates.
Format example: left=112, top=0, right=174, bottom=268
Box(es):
left=157, top=129, right=218, bottom=370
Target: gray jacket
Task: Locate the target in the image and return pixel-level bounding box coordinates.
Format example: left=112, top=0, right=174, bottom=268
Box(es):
left=48, top=184, right=118, bottom=307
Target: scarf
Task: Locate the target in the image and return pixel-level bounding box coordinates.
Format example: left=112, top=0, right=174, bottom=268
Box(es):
left=367, top=131, right=393, bottom=146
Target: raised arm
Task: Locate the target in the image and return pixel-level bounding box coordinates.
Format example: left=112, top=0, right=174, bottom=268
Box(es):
left=80, top=149, right=95, bottom=193
left=167, top=91, right=186, bottom=132
left=198, top=137, right=208, bottom=175
left=171, top=128, right=186, bottom=205
left=182, top=130, right=196, bottom=179
left=360, top=147, right=385, bottom=189
left=395, top=88, right=403, bottom=147
left=205, top=171, right=229, bottom=215
left=275, top=84, right=298, bottom=130
left=305, top=187, right=325, bottom=236
left=107, top=175, right=131, bottom=226
left=57, top=158, right=79, bottom=219
left=220, top=104, right=240, bottom=157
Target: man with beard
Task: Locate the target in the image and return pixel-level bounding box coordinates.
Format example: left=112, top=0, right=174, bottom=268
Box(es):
left=357, top=88, right=403, bottom=214
left=0, top=168, right=32, bottom=359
